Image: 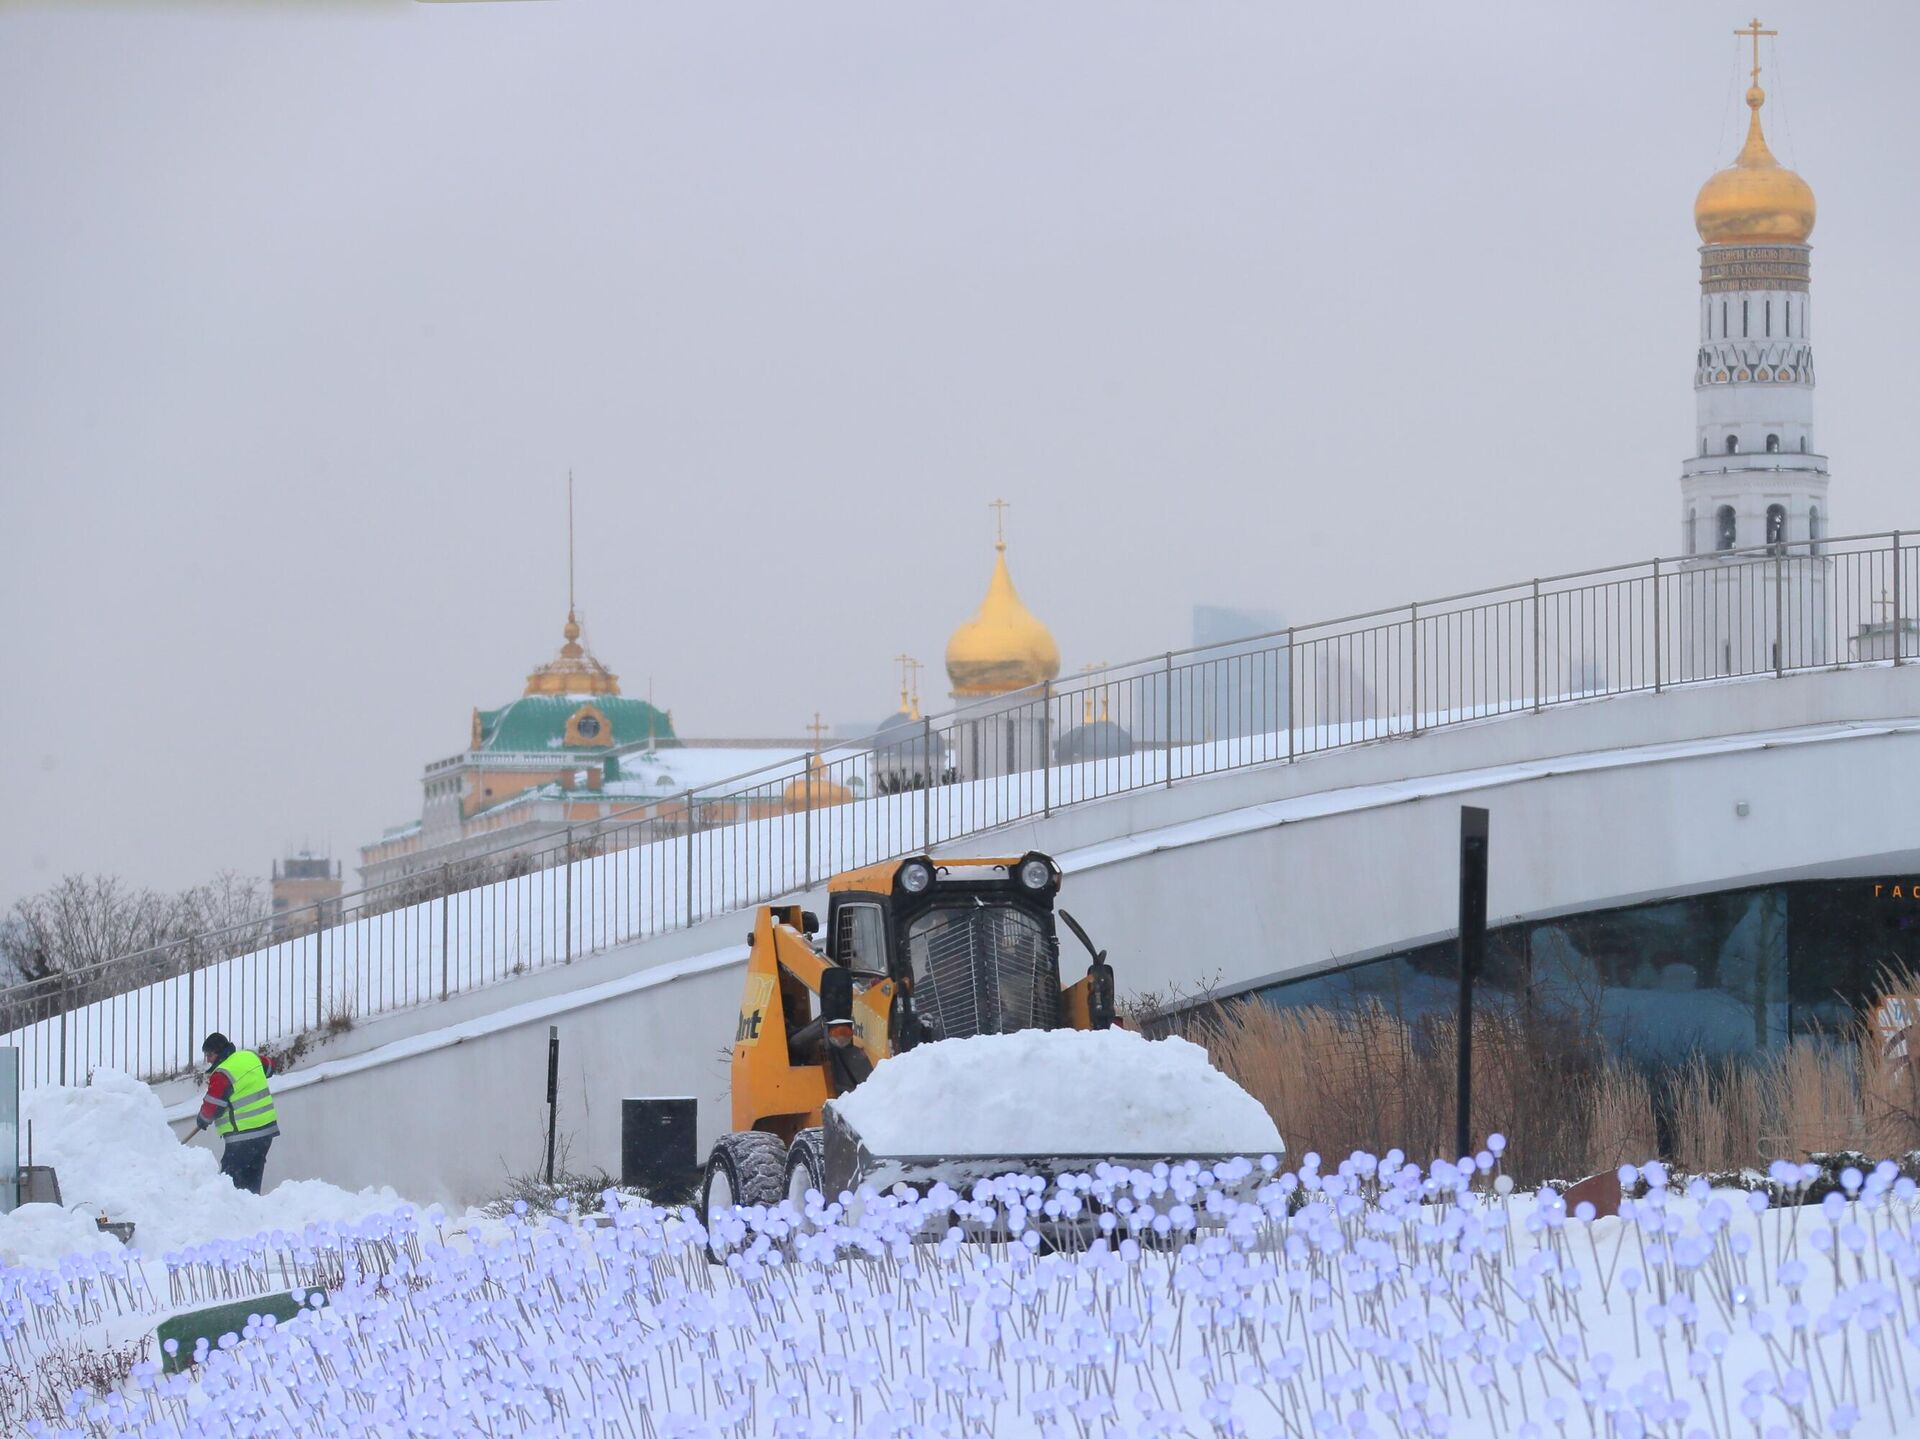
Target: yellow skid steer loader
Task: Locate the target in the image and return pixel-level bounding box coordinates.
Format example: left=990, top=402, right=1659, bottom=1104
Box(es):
left=701, top=852, right=1123, bottom=1229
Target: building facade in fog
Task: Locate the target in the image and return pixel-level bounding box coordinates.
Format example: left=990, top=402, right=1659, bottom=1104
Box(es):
left=269, top=854, right=342, bottom=936
left=358, top=606, right=811, bottom=891
left=1190, top=606, right=1288, bottom=744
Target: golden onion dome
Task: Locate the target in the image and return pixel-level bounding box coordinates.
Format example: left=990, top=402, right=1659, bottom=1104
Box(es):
left=945, top=543, right=1060, bottom=697
left=1694, top=85, right=1815, bottom=246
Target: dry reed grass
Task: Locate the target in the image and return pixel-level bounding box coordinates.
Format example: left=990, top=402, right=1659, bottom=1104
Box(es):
left=1182, top=968, right=1920, bottom=1183
left=1586, top=1060, right=1659, bottom=1171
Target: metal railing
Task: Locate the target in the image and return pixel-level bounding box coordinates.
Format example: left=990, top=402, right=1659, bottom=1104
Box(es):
left=3, top=529, right=1914, bottom=1090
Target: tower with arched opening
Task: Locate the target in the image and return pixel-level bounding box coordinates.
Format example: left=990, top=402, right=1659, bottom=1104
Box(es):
left=1677, top=21, right=1831, bottom=678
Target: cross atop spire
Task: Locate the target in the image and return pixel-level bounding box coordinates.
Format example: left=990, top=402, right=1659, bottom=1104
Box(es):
left=1737, top=17, right=1776, bottom=88
left=989, top=497, right=1010, bottom=550
left=806, top=712, right=830, bottom=747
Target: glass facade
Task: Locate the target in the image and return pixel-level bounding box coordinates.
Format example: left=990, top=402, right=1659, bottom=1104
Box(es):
left=1256, top=878, right=1920, bottom=1063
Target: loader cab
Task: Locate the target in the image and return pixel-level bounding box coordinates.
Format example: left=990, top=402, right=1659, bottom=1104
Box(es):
left=826, top=853, right=1066, bottom=1045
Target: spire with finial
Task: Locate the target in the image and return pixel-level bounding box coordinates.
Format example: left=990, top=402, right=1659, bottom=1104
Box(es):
left=1695, top=18, right=1815, bottom=246
left=525, top=473, right=620, bottom=696
left=893, top=653, right=915, bottom=714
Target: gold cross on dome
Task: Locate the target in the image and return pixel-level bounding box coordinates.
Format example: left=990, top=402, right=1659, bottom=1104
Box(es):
left=988, top=497, right=1009, bottom=548
left=806, top=712, right=829, bottom=746
left=894, top=652, right=916, bottom=709
left=1737, top=18, right=1776, bottom=86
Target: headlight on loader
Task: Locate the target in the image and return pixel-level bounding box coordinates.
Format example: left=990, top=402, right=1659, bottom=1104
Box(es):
left=1018, top=857, right=1053, bottom=891
left=899, top=859, right=934, bottom=894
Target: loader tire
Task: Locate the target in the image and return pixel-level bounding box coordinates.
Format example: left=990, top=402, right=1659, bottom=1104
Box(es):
left=701, top=1131, right=788, bottom=1264
left=785, top=1128, right=827, bottom=1211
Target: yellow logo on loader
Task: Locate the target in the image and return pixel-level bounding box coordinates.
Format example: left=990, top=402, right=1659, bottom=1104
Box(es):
left=736, top=975, right=775, bottom=1046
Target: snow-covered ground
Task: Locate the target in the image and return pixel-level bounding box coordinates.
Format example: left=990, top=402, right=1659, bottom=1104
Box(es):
left=6, top=1070, right=1920, bottom=1438
left=0, top=1070, right=406, bottom=1269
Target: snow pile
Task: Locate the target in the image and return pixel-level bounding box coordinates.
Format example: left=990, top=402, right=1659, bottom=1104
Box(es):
left=829, top=1027, right=1283, bottom=1157
left=0, top=1068, right=405, bottom=1267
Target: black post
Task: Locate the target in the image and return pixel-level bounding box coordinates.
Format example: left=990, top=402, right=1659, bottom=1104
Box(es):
left=543, top=1025, right=560, bottom=1187
left=1456, top=806, right=1490, bottom=1161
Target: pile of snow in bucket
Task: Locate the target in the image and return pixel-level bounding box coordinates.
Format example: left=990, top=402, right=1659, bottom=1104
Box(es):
left=0, top=1068, right=404, bottom=1267
left=828, top=1027, right=1282, bottom=1157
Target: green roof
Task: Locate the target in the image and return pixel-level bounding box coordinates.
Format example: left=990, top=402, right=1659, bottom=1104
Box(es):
left=476, top=694, right=677, bottom=756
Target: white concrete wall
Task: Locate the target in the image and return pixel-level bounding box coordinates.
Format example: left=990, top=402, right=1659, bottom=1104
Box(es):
left=163, top=666, right=1920, bottom=1207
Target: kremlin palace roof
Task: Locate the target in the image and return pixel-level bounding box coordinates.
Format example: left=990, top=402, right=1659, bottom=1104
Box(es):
left=470, top=609, right=675, bottom=757
left=474, top=693, right=675, bottom=755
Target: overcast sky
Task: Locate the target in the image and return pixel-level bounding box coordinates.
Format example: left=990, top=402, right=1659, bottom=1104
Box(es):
left=1, top=1, right=1914, bottom=906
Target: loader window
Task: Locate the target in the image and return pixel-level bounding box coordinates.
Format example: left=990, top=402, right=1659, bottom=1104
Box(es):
left=905, top=901, right=1060, bottom=1040
left=834, top=903, right=889, bottom=976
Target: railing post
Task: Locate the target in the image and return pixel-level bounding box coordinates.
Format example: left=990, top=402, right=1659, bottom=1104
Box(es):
left=803, top=754, right=814, bottom=889
left=1896, top=532, right=1906, bottom=666
left=1652, top=558, right=1663, bottom=694
left=1162, top=652, right=1174, bottom=788
left=683, top=793, right=696, bottom=927
left=311, top=925, right=320, bottom=1032
left=439, top=873, right=451, bottom=1000
left=183, top=965, right=194, bottom=1076
left=1531, top=579, right=1543, bottom=713
left=1409, top=602, right=1420, bottom=734
left=1774, top=548, right=1785, bottom=677
left=1041, top=682, right=1052, bottom=817
left=1287, top=627, right=1297, bottom=763
left=921, top=719, right=934, bottom=847
left=563, top=831, right=575, bottom=963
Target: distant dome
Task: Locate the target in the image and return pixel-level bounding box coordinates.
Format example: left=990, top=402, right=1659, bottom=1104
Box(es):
left=1694, top=87, right=1815, bottom=246
left=945, top=545, right=1060, bottom=697
left=1054, top=718, right=1135, bottom=764
left=783, top=756, right=853, bottom=809
left=870, top=709, right=918, bottom=741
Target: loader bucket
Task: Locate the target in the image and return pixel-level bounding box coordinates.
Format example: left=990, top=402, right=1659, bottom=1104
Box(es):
left=820, top=1108, right=1257, bottom=1200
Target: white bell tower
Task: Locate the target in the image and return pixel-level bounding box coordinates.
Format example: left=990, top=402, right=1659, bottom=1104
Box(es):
left=1676, top=21, right=1830, bottom=679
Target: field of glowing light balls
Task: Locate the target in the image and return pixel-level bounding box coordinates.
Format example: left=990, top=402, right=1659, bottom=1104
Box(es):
left=8, top=1140, right=1920, bottom=1439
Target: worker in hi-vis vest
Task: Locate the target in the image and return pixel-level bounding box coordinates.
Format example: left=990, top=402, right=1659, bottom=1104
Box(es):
left=184, top=1032, right=283, bottom=1194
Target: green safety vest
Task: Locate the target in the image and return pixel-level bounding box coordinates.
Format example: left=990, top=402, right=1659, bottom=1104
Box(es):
left=214, top=1050, right=279, bottom=1139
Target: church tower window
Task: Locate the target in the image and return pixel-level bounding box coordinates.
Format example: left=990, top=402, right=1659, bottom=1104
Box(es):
left=1725, top=435, right=1739, bottom=455
left=1687, top=509, right=1698, bottom=555
left=1742, top=300, right=1749, bottom=337
left=1808, top=506, right=1822, bottom=555
left=1765, top=434, right=1780, bottom=453
left=1715, top=506, right=1737, bottom=551
left=1766, top=300, right=1772, bottom=336
left=1798, top=437, right=1807, bottom=453
left=1765, top=505, right=1787, bottom=555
